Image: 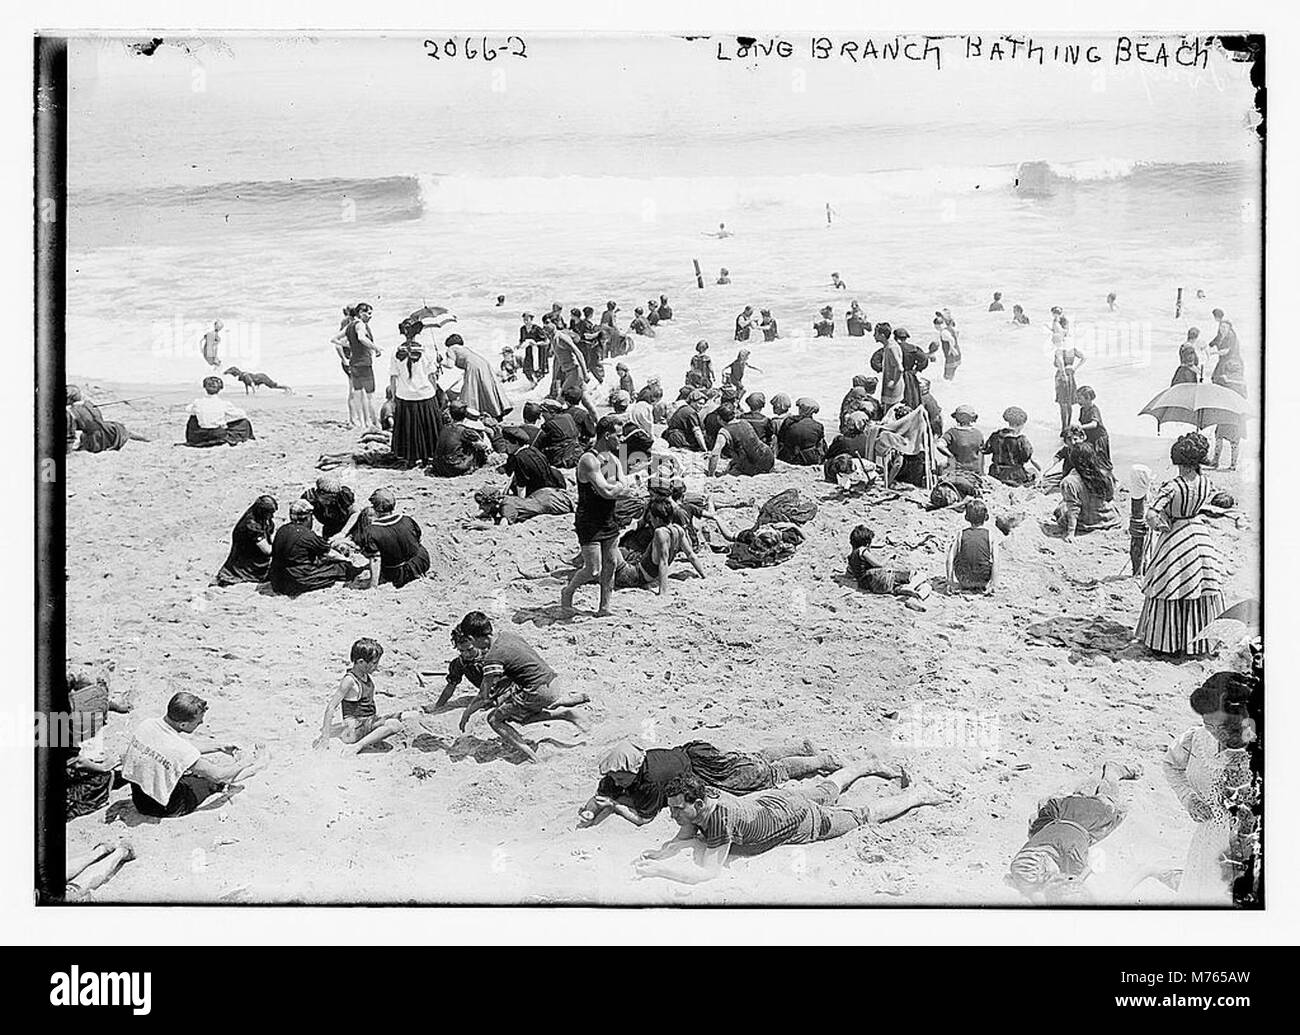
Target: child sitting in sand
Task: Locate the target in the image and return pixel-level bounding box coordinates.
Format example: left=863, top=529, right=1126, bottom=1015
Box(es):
left=946, top=499, right=1000, bottom=594
left=500, top=346, right=521, bottom=383
left=314, top=637, right=409, bottom=754
left=983, top=406, right=1040, bottom=486
left=846, top=524, right=930, bottom=600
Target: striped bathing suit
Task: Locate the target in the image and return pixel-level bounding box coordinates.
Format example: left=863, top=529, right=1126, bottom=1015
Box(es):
left=696, top=783, right=865, bottom=852
left=1136, top=475, right=1225, bottom=655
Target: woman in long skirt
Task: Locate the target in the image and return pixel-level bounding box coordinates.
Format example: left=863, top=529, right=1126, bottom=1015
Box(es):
left=389, top=319, right=444, bottom=466
left=445, top=334, right=512, bottom=421
left=1135, top=432, right=1225, bottom=655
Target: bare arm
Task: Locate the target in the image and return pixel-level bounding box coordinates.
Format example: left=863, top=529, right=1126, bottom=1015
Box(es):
left=314, top=678, right=350, bottom=748
left=706, top=430, right=728, bottom=477
left=634, top=841, right=730, bottom=884
left=579, top=452, right=625, bottom=500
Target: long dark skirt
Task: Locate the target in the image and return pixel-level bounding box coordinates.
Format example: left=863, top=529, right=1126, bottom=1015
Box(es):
left=391, top=396, right=443, bottom=464
left=186, top=415, right=255, bottom=447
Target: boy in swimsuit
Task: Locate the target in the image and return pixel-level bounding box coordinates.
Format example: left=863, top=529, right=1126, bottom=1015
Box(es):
left=314, top=638, right=409, bottom=754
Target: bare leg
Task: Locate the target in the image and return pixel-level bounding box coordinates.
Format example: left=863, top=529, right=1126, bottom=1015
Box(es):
left=595, top=539, right=619, bottom=615
left=66, top=840, right=135, bottom=900
left=560, top=544, right=602, bottom=613
left=1229, top=441, right=1240, bottom=470
left=487, top=712, right=539, bottom=762
left=862, top=783, right=949, bottom=824
left=758, top=738, right=818, bottom=760
left=777, top=753, right=842, bottom=780
left=349, top=718, right=404, bottom=754
left=1212, top=438, right=1224, bottom=468
left=66, top=841, right=113, bottom=881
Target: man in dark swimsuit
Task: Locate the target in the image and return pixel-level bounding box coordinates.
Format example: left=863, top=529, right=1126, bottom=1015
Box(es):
left=561, top=416, right=630, bottom=617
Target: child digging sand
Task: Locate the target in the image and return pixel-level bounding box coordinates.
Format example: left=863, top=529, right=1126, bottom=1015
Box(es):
left=314, top=637, right=411, bottom=754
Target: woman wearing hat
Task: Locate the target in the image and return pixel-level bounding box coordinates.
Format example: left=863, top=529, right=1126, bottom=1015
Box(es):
left=185, top=376, right=255, bottom=447
left=445, top=333, right=512, bottom=421
left=388, top=318, right=444, bottom=468
left=937, top=405, right=984, bottom=475
left=983, top=406, right=1039, bottom=486
left=66, top=385, right=139, bottom=453
left=1163, top=672, right=1255, bottom=903
left=353, top=488, right=430, bottom=589
left=213, top=495, right=278, bottom=586
left=777, top=397, right=827, bottom=466
left=706, top=402, right=775, bottom=477
left=300, top=475, right=364, bottom=545
left=269, top=499, right=363, bottom=596
left=1135, top=433, right=1225, bottom=654
left=895, top=328, right=929, bottom=409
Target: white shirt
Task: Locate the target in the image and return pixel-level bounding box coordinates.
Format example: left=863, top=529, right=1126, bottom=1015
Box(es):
left=389, top=346, right=440, bottom=401
left=627, top=400, right=654, bottom=436
left=188, top=395, right=247, bottom=429
left=119, top=717, right=201, bottom=805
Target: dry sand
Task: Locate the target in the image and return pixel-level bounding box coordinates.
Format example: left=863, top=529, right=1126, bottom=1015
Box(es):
left=63, top=380, right=1258, bottom=905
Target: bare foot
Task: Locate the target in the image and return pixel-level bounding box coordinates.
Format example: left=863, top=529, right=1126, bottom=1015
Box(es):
left=117, top=838, right=137, bottom=863
left=912, top=782, right=950, bottom=807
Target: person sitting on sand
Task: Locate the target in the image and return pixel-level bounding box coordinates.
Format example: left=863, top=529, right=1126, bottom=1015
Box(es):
left=578, top=737, right=848, bottom=827
left=562, top=416, right=632, bottom=616
left=759, top=309, right=779, bottom=341
left=185, top=376, right=255, bottom=447
left=1011, top=304, right=1030, bottom=326
left=777, top=397, right=827, bottom=465
left=736, top=391, right=776, bottom=449
left=628, top=386, right=656, bottom=438
left=314, top=637, right=410, bottom=754
left=63, top=838, right=137, bottom=901
left=1040, top=424, right=1086, bottom=491
left=846, top=524, right=929, bottom=598
left=983, top=406, right=1040, bottom=486
left=214, top=494, right=278, bottom=586
left=500, top=430, right=567, bottom=498
left=119, top=691, right=267, bottom=819
left=65, top=386, right=144, bottom=453
left=1053, top=442, right=1119, bottom=542
left=702, top=385, right=738, bottom=449
left=449, top=612, right=590, bottom=763
left=663, top=389, right=709, bottom=452
left=535, top=398, right=583, bottom=469
left=707, top=402, right=775, bottom=477
left=354, top=487, right=430, bottom=589
left=988, top=291, right=1005, bottom=312
left=379, top=385, right=396, bottom=431
left=499, top=346, right=521, bottom=383
left=610, top=496, right=706, bottom=593
left=814, top=305, right=836, bottom=338
left=428, top=402, right=492, bottom=478
left=1005, top=760, right=1144, bottom=903
left=62, top=667, right=131, bottom=821
left=562, top=384, right=597, bottom=444
left=946, top=499, right=1000, bottom=594
left=937, top=404, right=984, bottom=475
left=632, top=764, right=946, bottom=884
left=270, top=499, right=365, bottom=595
left=301, top=475, right=365, bottom=545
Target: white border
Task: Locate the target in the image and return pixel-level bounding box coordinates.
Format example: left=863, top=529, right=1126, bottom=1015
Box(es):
left=4, top=0, right=1296, bottom=947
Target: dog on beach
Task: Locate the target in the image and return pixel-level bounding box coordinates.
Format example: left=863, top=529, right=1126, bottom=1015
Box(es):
left=224, top=367, right=293, bottom=394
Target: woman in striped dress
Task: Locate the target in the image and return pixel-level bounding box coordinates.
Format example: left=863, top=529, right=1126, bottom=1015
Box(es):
left=1136, top=433, right=1225, bottom=655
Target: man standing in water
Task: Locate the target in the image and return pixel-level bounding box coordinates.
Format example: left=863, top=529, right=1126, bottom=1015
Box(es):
left=561, top=416, right=630, bottom=618
left=200, top=320, right=223, bottom=369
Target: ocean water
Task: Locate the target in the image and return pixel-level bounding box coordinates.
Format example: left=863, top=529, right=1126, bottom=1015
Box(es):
left=65, top=34, right=1261, bottom=448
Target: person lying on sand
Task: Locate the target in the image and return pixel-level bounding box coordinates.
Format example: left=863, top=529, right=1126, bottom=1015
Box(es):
left=1004, top=760, right=1144, bottom=904
left=119, top=692, right=267, bottom=819
left=578, top=737, right=849, bottom=828
left=314, top=637, right=411, bottom=754
left=223, top=366, right=293, bottom=394
left=446, top=612, right=590, bottom=763
left=64, top=838, right=136, bottom=901
left=633, top=764, right=947, bottom=885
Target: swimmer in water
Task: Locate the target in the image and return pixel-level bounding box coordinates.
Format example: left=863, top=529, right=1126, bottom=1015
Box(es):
left=706, top=222, right=733, bottom=239
left=496, top=295, right=506, bottom=307
left=831, top=272, right=847, bottom=290
left=716, top=267, right=731, bottom=285
left=1107, top=292, right=1117, bottom=311
left=988, top=292, right=1004, bottom=313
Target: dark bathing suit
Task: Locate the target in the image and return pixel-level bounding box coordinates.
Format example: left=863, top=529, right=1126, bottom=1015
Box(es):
left=574, top=449, right=620, bottom=545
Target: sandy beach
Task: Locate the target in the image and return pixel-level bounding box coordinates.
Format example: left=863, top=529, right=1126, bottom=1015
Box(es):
left=63, top=377, right=1257, bottom=904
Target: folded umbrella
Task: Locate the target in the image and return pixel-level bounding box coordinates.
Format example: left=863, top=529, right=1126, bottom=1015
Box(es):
left=1138, top=382, right=1248, bottom=433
